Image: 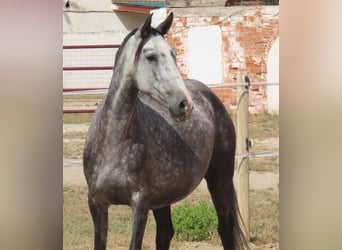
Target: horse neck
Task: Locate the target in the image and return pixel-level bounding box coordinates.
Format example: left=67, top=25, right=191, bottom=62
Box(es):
left=100, top=64, right=138, bottom=142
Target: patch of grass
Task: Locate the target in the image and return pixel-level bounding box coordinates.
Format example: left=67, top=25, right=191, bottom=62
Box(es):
left=172, top=201, right=218, bottom=241
left=63, top=131, right=87, bottom=159
left=63, top=139, right=85, bottom=159
left=251, top=137, right=278, bottom=152
left=249, top=157, right=279, bottom=172
left=63, top=186, right=93, bottom=249
left=63, top=113, right=94, bottom=124
left=63, top=131, right=88, bottom=140
left=230, top=113, right=278, bottom=139
left=63, top=185, right=157, bottom=249
left=63, top=94, right=104, bottom=114
left=63, top=94, right=104, bottom=102
left=249, top=113, right=279, bottom=139
left=249, top=190, right=279, bottom=245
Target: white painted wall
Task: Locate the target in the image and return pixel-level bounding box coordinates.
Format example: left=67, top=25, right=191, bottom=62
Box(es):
left=267, top=37, right=279, bottom=114
left=151, top=8, right=167, bottom=28
left=63, top=0, right=147, bottom=45
left=188, top=25, right=222, bottom=85
left=63, top=0, right=149, bottom=89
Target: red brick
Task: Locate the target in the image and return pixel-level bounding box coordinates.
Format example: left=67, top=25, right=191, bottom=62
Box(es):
left=165, top=6, right=278, bottom=114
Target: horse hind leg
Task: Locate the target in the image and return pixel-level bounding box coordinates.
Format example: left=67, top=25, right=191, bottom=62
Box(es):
left=88, top=194, right=109, bottom=250
left=153, top=206, right=174, bottom=250
left=205, top=156, right=249, bottom=250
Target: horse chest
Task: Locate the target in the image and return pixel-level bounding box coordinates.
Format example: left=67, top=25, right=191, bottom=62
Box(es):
left=92, top=142, right=144, bottom=204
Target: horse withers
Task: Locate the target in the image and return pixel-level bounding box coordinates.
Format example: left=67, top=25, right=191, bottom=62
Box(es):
left=83, top=13, right=249, bottom=250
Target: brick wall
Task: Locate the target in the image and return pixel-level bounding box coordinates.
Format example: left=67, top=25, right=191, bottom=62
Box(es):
left=166, top=6, right=279, bottom=113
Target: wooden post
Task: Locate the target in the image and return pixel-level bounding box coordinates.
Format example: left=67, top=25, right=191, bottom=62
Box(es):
left=236, top=72, right=250, bottom=240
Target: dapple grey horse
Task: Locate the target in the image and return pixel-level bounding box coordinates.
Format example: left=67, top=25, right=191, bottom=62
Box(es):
left=83, top=13, right=248, bottom=250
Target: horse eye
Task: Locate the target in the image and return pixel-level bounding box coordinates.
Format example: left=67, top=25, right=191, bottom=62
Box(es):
left=146, top=54, right=157, bottom=62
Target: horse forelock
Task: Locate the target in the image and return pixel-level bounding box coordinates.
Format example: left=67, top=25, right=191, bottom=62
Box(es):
left=114, top=28, right=164, bottom=72
left=133, top=29, right=164, bottom=67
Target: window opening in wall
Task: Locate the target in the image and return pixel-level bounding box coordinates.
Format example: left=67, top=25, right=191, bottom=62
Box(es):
left=188, top=25, right=222, bottom=85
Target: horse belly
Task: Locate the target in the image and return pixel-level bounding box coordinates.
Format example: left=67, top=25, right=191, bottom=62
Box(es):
left=146, top=142, right=212, bottom=208
left=148, top=165, right=207, bottom=208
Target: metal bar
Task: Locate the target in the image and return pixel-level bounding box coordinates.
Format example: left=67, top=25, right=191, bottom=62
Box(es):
left=63, top=89, right=108, bottom=95
left=235, top=151, right=279, bottom=159
left=63, top=66, right=113, bottom=71
left=208, top=81, right=279, bottom=88
left=63, top=83, right=279, bottom=94
left=63, top=159, right=82, bottom=167
left=62, top=82, right=279, bottom=96
left=63, top=109, right=96, bottom=113
left=63, top=88, right=108, bottom=92
left=63, top=44, right=120, bottom=49
left=62, top=82, right=279, bottom=94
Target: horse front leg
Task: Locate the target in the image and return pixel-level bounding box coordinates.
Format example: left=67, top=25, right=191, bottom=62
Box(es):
left=88, top=195, right=109, bottom=250
left=129, top=198, right=149, bottom=250
left=153, top=206, right=174, bottom=250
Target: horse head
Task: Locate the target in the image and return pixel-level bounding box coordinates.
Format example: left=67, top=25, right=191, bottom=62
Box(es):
left=126, top=13, right=193, bottom=122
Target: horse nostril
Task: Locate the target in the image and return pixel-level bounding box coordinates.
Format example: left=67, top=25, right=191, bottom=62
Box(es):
left=179, top=100, right=188, bottom=115
left=179, top=100, right=188, bottom=109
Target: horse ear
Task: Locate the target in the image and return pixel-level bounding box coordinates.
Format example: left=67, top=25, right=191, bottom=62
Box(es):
left=156, top=12, right=173, bottom=36
left=137, top=14, right=153, bottom=39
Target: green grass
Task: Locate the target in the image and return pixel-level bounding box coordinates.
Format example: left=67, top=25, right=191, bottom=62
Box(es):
left=63, top=185, right=156, bottom=249
left=244, top=113, right=279, bottom=172
left=229, top=113, right=278, bottom=139
left=249, top=190, right=279, bottom=245
left=63, top=186, right=93, bottom=249
left=63, top=131, right=88, bottom=140
left=63, top=94, right=104, bottom=120
left=63, top=131, right=87, bottom=159
left=249, top=156, right=279, bottom=172
left=172, top=201, right=218, bottom=241
left=63, top=113, right=93, bottom=124
left=249, top=113, right=279, bottom=139
left=63, top=94, right=105, bottom=123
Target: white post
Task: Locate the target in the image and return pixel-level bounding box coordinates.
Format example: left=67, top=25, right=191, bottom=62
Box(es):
left=236, top=72, right=250, bottom=240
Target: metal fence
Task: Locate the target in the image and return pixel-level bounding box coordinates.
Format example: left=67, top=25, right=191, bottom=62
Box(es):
left=63, top=44, right=279, bottom=113
left=63, top=44, right=119, bottom=113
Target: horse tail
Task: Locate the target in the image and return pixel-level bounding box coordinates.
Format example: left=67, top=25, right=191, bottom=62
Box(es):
left=229, top=184, right=251, bottom=250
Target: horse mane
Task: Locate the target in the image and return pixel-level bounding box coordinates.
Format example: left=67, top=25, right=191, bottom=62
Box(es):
left=113, top=28, right=138, bottom=68
left=115, top=28, right=164, bottom=141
